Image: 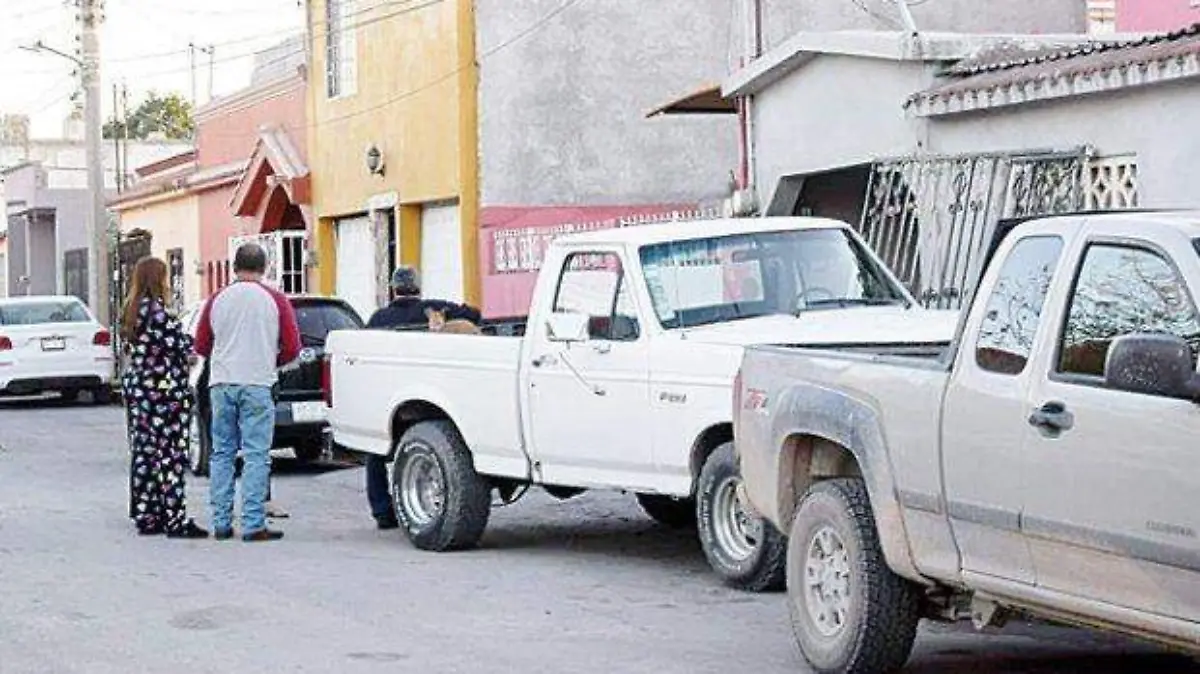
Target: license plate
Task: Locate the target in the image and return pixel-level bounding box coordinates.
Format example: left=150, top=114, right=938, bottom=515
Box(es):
left=40, top=337, right=66, bottom=351
left=291, top=401, right=327, bottom=423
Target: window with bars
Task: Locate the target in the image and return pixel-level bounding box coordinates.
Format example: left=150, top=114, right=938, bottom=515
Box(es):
left=325, top=0, right=358, bottom=99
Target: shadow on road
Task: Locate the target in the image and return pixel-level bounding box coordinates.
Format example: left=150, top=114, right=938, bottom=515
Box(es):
left=905, top=650, right=1199, bottom=673
left=481, top=511, right=710, bottom=573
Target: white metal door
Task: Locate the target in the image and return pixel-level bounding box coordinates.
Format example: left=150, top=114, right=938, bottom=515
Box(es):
left=335, top=216, right=377, bottom=320
left=419, top=203, right=463, bottom=302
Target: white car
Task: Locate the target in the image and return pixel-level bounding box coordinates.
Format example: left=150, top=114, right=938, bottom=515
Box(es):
left=0, top=295, right=115, bottom=402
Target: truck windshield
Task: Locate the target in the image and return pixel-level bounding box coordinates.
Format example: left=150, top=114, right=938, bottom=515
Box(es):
left=638, top=228, right=908, bottom=329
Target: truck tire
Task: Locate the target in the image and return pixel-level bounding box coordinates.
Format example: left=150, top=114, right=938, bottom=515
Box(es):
left=788, top=478, right=920, bottom=674
left=392, top=420, right=492, bottom=552
left=635, top=494, right=695, bottom=529
left=697, top=442, right=787, bottom=592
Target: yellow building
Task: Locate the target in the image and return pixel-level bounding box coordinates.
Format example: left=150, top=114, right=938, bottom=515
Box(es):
left=307, top=0, right=479, bottom=320
left=108, top=151, right=207, bottom=310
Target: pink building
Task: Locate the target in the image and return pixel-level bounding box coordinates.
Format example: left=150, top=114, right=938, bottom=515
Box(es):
left=193, top=60, right=309, bottom=297
left=1117, top=0, right=1200, bottom=31
left=479, top=205, right=708, bottom=318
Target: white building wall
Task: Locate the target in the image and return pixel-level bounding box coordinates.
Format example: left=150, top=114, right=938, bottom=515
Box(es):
left=752, top=56, right=932, bottom=205
left=926, top=79, right=1200, bottom=208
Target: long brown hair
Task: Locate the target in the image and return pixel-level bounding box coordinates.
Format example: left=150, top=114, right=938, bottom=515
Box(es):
left=120, top=256, right=171, bottom=342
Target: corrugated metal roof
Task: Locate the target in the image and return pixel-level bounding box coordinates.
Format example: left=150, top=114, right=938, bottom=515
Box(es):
left=908, top=23, right=1200, bottom=116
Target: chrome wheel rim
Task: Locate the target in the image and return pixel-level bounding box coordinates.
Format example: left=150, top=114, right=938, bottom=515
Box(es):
left=804, top=525, right=852, bottom=637
left=399, top=448, right=445, bottom=526
left=712, top=475, right=761, bottom=562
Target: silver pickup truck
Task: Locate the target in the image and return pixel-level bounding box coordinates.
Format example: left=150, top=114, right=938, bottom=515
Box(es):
left=735, top=211, right=1200, bottom=673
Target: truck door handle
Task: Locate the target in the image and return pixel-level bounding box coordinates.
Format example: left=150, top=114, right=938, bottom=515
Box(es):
left=532, top=354, right=558, bottom=368
left=1028, top=401, right=1074, bottom=434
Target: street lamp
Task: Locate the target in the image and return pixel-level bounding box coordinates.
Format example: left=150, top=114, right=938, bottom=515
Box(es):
left=19, top=24, right=110, bottom=333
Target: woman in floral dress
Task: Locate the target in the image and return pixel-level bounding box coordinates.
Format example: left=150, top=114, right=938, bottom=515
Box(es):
left=120, top=257, right=208, bottom=539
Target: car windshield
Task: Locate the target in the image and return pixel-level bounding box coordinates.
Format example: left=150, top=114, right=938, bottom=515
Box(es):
left=294, top=302, right=363, bottom=345
left=0, top=300, right=90, bottom=326
left=638, top=228, right=908, bottom=329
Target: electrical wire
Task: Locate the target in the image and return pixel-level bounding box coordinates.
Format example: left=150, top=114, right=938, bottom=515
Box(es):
left=108, top=0, right=427, bottom=64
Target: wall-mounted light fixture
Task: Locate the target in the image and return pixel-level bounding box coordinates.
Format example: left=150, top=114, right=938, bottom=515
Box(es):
left=365, top=145, right=386, bottom=177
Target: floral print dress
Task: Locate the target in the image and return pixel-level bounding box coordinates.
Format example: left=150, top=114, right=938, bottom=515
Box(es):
left=122, top=297, right=195, bottom=535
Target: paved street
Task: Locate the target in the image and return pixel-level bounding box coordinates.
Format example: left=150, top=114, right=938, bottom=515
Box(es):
left=1, top=400, right=1197, bottom=674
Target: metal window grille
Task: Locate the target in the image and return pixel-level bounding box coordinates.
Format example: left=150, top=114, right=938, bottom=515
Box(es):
left=858, top=148, right=1092, bottom=310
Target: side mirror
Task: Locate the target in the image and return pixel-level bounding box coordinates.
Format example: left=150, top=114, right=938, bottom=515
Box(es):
left=1104, top=333, right=1200, bottom=400
left=546, top=312, right=590, bottom=343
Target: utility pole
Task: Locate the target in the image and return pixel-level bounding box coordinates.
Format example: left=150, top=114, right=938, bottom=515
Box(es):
left=78, top=0, right=110, bottom=328
left=112, top=83, right=122, bottom=193
left=204, top=45, right=215, bottom=103
left=189, top=42, right=197, bottom=110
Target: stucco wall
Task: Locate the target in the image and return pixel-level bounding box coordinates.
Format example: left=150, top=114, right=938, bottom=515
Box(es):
left=28, top=219, right=55, bottom=296
left=752, top=56, right=932, bottom=204
left=117, top=195, right=203, bottom=307
left=758, top=0, right=1088, bottom=54
left=926, top=79, right=1200, bottom=208
left=476, top=0, right=739, bottom=206
left=1117, top=0, right=1200, bottom=31
left=194, top=75, right=308, bottom=290
left=307, top=0, right=462, bottom=218
left=5, top=217, right=25, bottom=296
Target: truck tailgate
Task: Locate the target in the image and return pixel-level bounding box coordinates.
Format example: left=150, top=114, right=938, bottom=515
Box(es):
left=736, top=344, right=950, bottom=541
left=327, top=330, right=524, bottom=469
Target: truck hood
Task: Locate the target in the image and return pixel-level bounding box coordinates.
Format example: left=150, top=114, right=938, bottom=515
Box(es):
left=677, top=307, right=960, bottom=348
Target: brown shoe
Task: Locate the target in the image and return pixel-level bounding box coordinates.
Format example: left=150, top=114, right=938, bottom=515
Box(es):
left=242, top=529, right=284, bottom=542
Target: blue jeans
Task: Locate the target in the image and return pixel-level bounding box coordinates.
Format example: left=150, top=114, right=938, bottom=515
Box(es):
left=209, top=384, right=274, bottom=534
left=366, top=454, right=395, bottom=520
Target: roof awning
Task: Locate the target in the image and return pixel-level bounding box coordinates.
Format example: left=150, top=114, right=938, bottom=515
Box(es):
left=645, top=84, right=737, bottom=118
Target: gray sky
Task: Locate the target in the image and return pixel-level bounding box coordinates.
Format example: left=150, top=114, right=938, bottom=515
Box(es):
left=0, top=0, right=305, bottom=138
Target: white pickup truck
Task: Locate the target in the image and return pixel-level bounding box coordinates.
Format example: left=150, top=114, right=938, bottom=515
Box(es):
left=736, top=211, right=1200, bottom=672
left=325, top=216, right=956, bottom=590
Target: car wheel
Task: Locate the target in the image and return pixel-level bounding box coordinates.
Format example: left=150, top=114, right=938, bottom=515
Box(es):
left=188, top=409, right=212, bottom=477
left=635, top=493, right=696, bottom=529
left=60, top=389, right=81, bottom=403
left=697, top=442, right=787, bottom=592
left=92, top=387, right=111, bottom=405
left=391, top=420, right=491, bottom=552
left=788, top=478, right=921, bottom=674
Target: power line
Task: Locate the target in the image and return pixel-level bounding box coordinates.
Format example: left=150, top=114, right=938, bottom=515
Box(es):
left=108, top=0, right=426, bottom=64
left=104, top=0, right=586, bottom=147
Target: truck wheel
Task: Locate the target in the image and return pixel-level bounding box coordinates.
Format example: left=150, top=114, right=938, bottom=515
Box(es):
left=636, top=494, right=695, bottom=529
left=788, top=478, right=920, bottom=674
left=697, top=442, right=786, bottom=592
left=392, top=420, right=492, bottom=552
left=188, top=410, right=211, bottom=477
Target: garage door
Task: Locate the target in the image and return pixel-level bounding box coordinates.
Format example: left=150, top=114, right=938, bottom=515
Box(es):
left=420, top=203, right=464, bottom=303
left=335, top=215, right=377, bottom=321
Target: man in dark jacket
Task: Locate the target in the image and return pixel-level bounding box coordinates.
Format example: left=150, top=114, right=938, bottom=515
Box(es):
left=363, top=265, right=481, bottom=529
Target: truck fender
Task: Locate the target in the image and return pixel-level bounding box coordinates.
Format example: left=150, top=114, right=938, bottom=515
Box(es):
left=769, top=381, right=923, bottom=584
left=385, top=385, right=463, bottom=452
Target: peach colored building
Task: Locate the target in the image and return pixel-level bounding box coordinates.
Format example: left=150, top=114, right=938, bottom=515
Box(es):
left=193, top=59, right=310, bottom=297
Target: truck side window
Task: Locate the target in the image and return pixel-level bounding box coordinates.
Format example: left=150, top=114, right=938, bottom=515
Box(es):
left=974, top=236, right=1064, bottom=375
left=1057, top=244, right=1200, bottom=379
left=552, top=252, right=640, bottom=342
